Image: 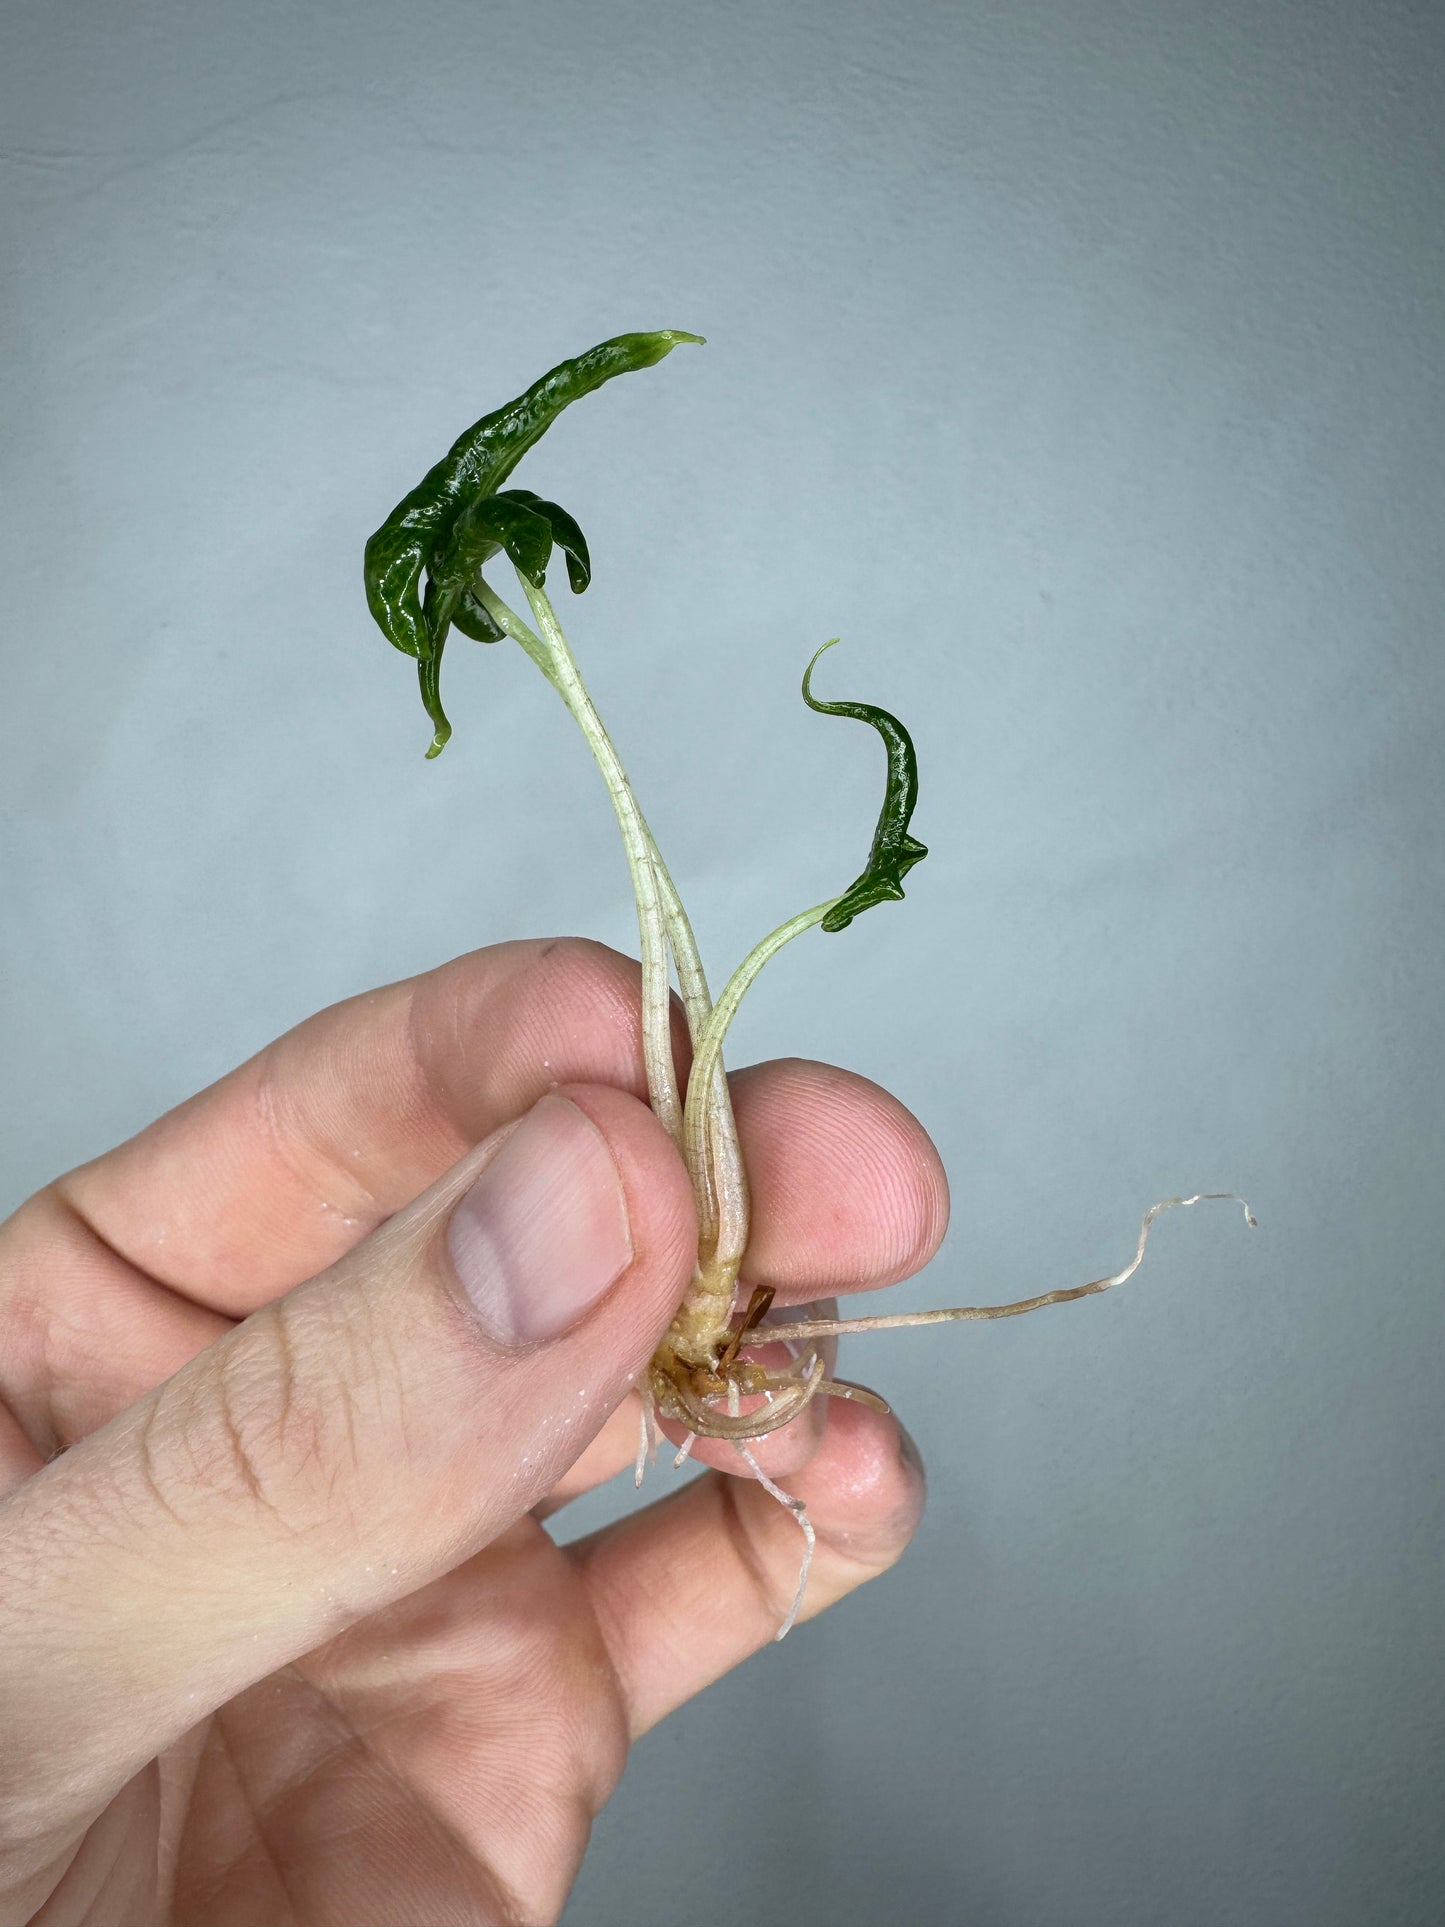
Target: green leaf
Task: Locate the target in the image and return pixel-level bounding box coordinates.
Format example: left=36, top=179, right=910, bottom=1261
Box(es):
left=449, top=587, right=507, bottom=644
left=363, top=330, right=702, bottom=753
left=417, top=647, right=451, bottom=760
left=801, top=640, right=928, bottom=933
left=497, top=489, right=592, bottom=593
left=432, top=493, right=555, bottom=600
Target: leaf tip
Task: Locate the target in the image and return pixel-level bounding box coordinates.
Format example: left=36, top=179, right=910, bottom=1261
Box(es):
left=801, top=638, right=841, bottom=707
left=802, top=643, right=927, bottom=936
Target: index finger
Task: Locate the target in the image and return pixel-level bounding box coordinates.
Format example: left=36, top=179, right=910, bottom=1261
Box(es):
left=54, top=938, right=947, bottom=1320
left=55, top=939, right=669, bottom=1315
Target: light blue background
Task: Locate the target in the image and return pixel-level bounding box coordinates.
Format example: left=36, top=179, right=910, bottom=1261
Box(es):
left=3, top=3, right=1442, bottom=1921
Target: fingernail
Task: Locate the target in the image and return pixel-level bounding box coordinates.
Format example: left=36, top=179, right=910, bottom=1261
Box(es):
left=446, top=1095, right=633, bottom=1346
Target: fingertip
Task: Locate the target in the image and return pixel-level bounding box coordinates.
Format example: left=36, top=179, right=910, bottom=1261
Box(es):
left=417, top=938, right=694, bottom=1131
left=728, top=1058, right=950, bottom=1295
left=796, top=1396, right=927, bottom=1568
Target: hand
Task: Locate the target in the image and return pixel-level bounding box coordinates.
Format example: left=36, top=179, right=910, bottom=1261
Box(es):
left=0, top=939, right=947, bottom=1926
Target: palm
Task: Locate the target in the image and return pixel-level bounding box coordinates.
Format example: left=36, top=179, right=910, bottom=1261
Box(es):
left=174, top=1523, right=614, bottom=1926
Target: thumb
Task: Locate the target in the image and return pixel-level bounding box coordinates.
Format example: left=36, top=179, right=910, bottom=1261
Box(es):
left=0, top=1087, right=694, bottom=1830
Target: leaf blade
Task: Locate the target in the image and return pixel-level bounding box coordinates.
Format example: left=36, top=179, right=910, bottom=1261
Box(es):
left=801, top=640, right=928, bottom=933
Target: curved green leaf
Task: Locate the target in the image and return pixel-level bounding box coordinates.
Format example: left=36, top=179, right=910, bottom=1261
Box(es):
left=449, top=587, right=507, bottom=644
left=497, top=488, right=592, bottom=593
left=801, top=640, right=928, bottom=932
left=432, top=493, right=555, bottom=600
left=421, top=492, right=581, bottom=760
left=363, top=330, right=702, bottom=752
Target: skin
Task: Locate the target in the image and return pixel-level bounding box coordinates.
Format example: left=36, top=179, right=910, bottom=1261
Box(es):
left=0, top=937, right=947, bottom=1927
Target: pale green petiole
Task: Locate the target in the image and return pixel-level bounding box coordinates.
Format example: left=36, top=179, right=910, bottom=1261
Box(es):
left=475, top=577, right=683, bottom=1145
left=681, top=901, right=839, bottom=1201
left=472, top=573, right=750, bottom=1275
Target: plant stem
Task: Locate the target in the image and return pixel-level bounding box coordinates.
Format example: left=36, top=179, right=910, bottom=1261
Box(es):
left=646, top=847, right=749, bottom=1270
left=474, top=577, right=750, bottom=1274
left=682, top=901, right=837, bottom=1187
left=473, top=579, right=681, bottom=1144
left=660, top=899, right=838, bottom=1359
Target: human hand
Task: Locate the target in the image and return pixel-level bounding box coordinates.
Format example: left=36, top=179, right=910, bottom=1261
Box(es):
left=0, top=939, right=946, bottom=1926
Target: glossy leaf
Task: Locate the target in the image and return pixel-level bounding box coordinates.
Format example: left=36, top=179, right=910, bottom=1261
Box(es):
left=449, top=587, right=506, bottom=644
left=418, top=494, right=587, bottom=755
left=801, top=640, right=928, bottom=932
left=363, top=330, right=702, bottom=753
left=497, top=489, right=591, bottom=594
left=432, top=493, right=555, bottom=601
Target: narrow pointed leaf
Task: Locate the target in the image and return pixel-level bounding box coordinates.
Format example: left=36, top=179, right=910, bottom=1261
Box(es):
left=802, top=640, right=928, bottom=932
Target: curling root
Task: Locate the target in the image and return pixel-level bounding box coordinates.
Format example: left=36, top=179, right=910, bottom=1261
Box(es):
left=651, top=1352, right=830, bottom=1440
left=814, top=1376, right=892, bottom=1415
left=758, top=1192, right=1257, bottom=1343
left=734, top=1439, right=815, bottom=1641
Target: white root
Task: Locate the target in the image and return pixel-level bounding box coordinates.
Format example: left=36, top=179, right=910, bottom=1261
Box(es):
left=634, top=1390, right=661, bottom=1490
left=758, top=1193, right=1258, bottom=1344
left=734, top=1440, right=816, bottom=1641
left=653, top=1354, right=829, bottom=1441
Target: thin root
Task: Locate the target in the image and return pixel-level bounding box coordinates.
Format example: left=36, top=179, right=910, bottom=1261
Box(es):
left=814, top=1376, right=892, bottom=1415
left=758, top=1193, right=1258, bottom=1343
left=635, top=1388, right=661, bottom=1489
left=652, top=1353, right=830, bottom=1440
left=734, top=1439, right=815, bottom=1641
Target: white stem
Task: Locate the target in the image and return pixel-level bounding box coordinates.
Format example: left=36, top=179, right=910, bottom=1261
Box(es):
left=683, top=902, right=838, bottom=1212
left=646, top=836, right=748, bottom=1263
left=479, top=579, right=683, bottom=1146
left=476, top=576, right=750, bottom=1256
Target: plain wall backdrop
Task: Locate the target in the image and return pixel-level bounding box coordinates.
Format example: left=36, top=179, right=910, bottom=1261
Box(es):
left=2, top=2, right=1442, bottom=1921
